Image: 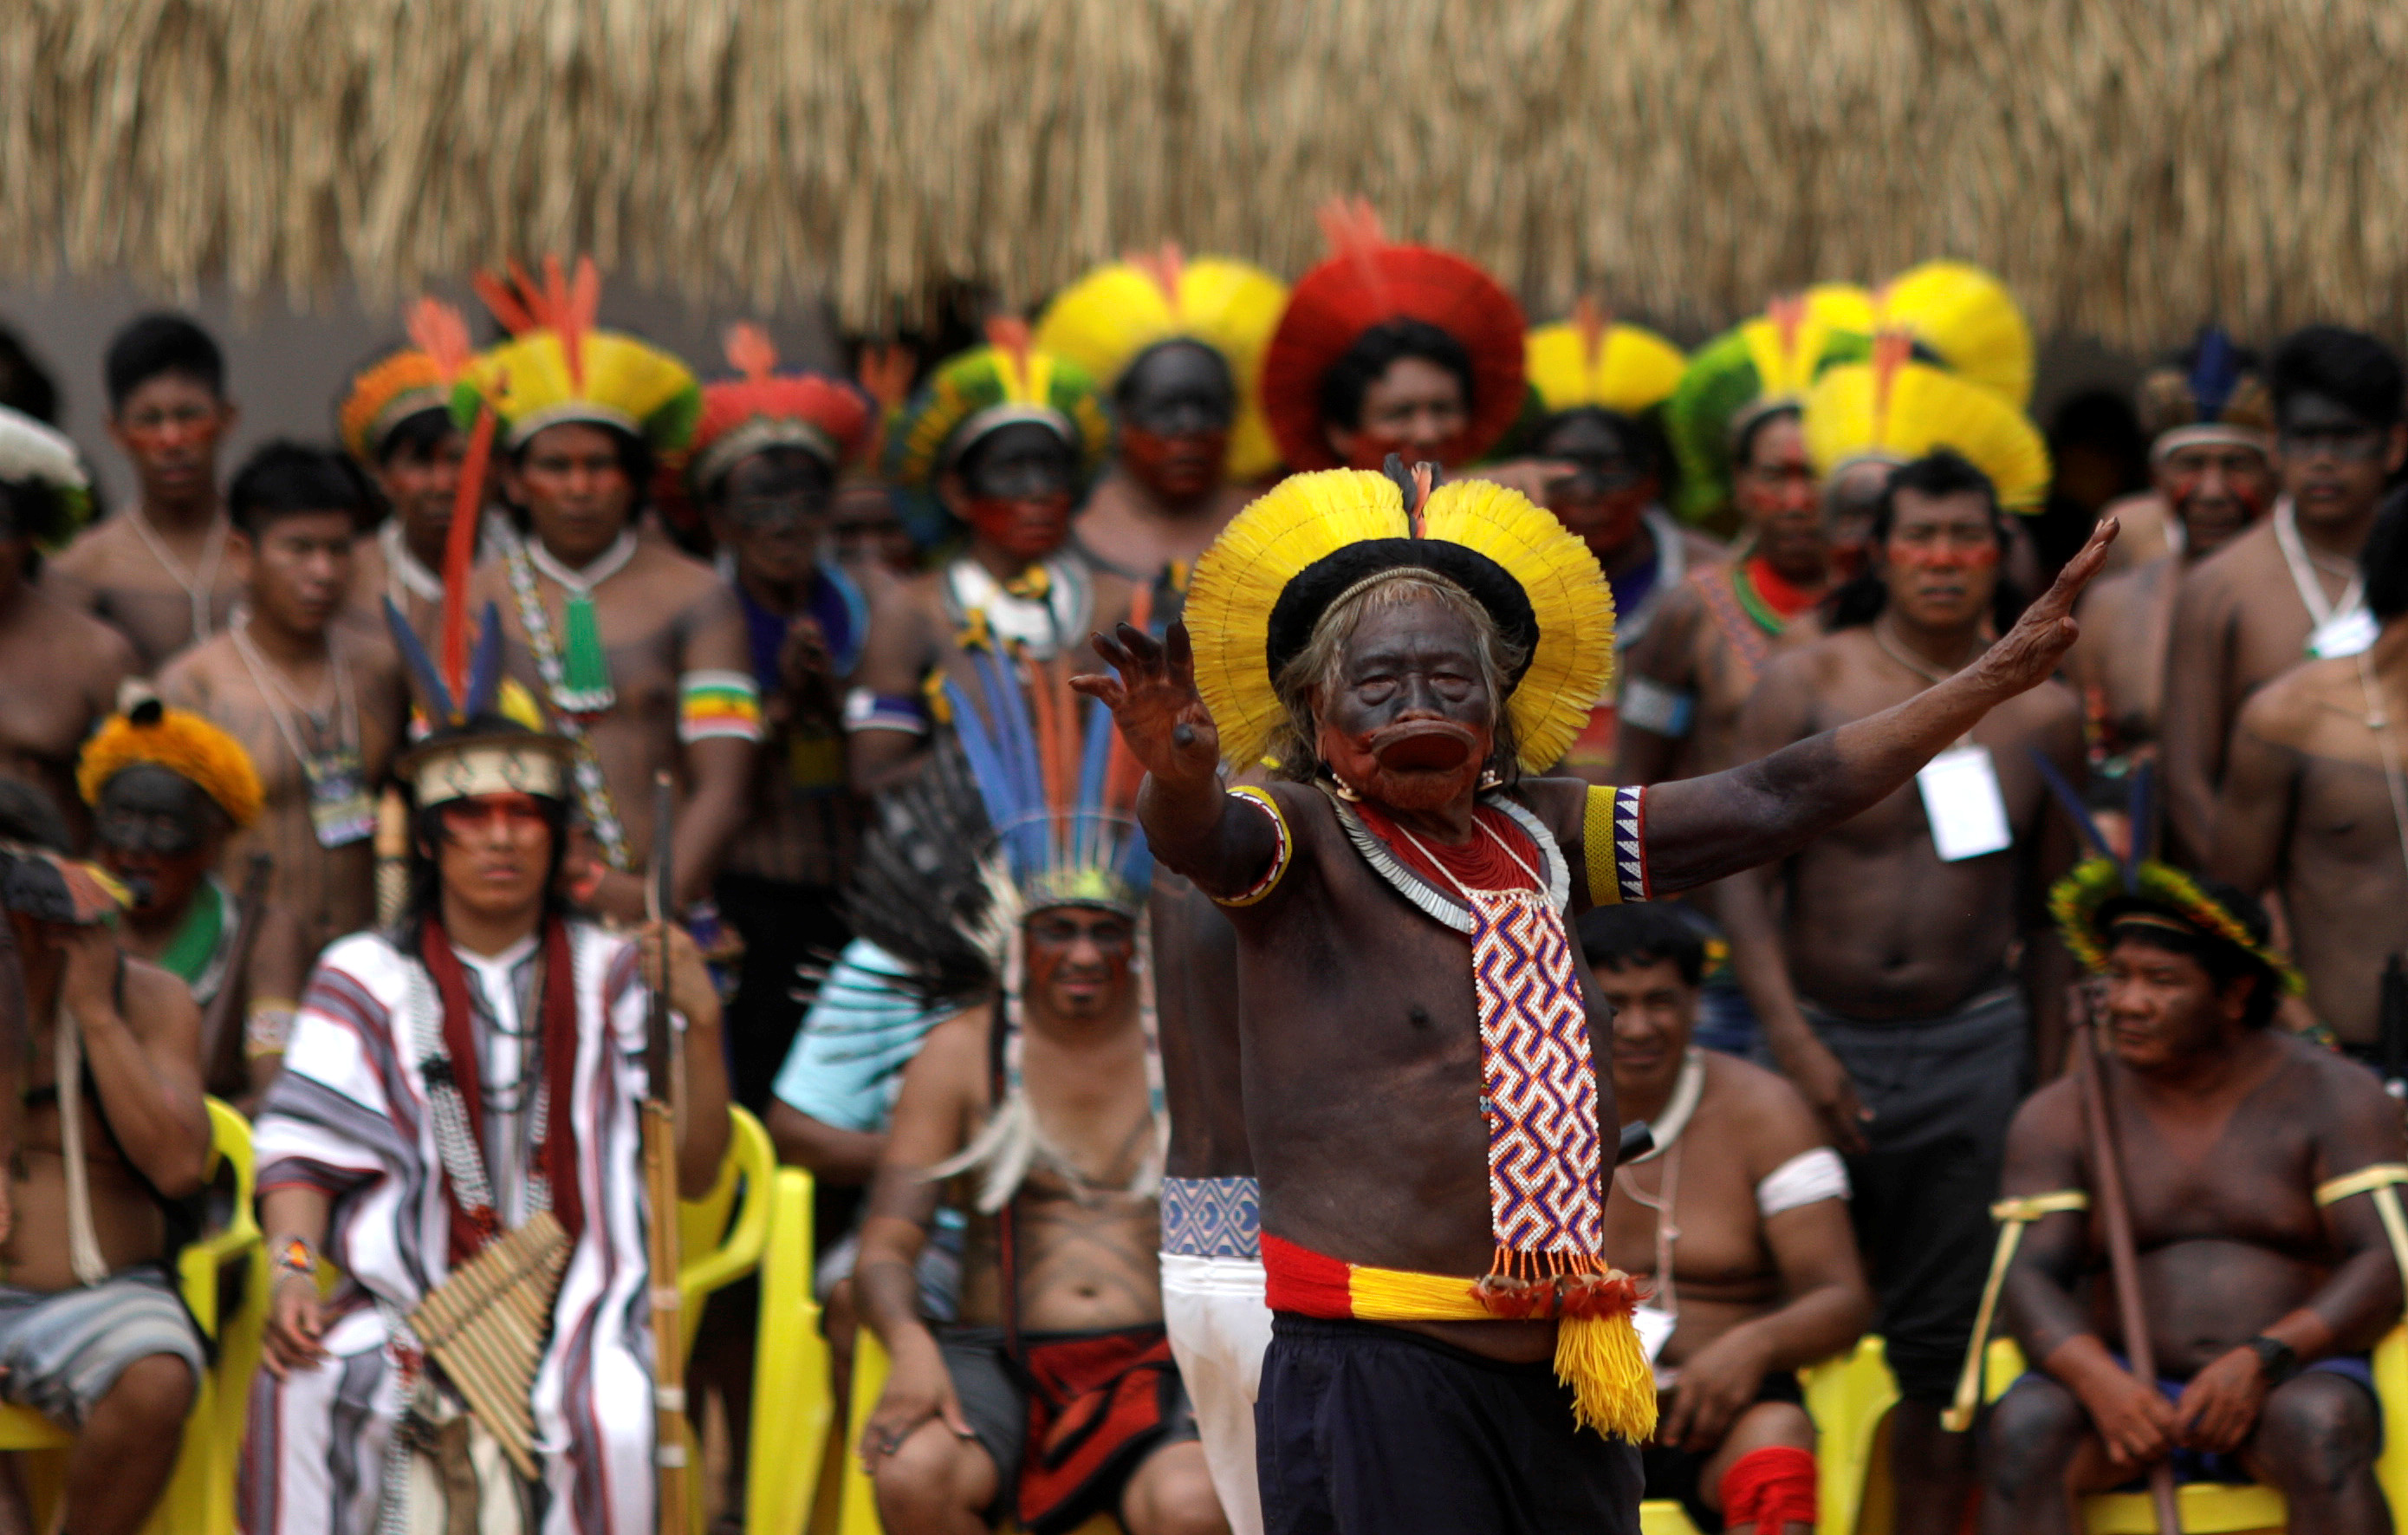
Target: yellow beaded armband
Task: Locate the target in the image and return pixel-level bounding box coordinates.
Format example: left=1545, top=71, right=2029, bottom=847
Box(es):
left=1943, top=1189, right=2091, bottom=1432
left=1214, top=787, right=1291, bottom=908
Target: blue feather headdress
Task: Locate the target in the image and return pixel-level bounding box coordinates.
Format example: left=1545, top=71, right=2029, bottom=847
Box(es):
left=942, top=641, right=1152, bottom=917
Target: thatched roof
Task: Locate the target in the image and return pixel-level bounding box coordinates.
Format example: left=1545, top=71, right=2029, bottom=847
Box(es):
left=6, top=0, right=2405, bottom=347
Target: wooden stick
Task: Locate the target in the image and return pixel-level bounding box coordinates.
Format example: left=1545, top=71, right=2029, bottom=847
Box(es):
left=2073, top=1007, right=2180, bottom=1535
left=198, top=852, right=272, bottom=1084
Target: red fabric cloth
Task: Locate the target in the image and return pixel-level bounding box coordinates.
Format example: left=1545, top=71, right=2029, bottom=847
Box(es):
left=1719, top=1444, right=1818, bottom=1534
left=1016, top=1325, right=1180, bottom=1535
left=417, top=916, right=587, bottom=1260
left=1353, top=801, right=1542, bottom=895
left=1744, top=556, right=1821, bottom=621
left=1261, top=1233, right=1358, bottom=1317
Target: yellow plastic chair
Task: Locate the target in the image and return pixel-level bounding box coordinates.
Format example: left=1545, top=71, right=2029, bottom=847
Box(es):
left=1634, top=1335, right=1899, bottom=1535
left=840, top=1329, right=1117, bottom=1535
left=678, top=1104, right=778, bottom=1354
left=0, top=1096, right=263, bottom=1535
left=744, top=1168, right=833, bottom=1535
left=1971, top=1330, right=2408, bottom=1533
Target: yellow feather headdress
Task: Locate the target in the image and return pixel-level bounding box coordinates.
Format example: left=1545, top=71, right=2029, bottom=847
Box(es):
left=1801, top=335, right=2052, bottom=512
left=1877, top=261, right=2035, bottom=409
left=1525, top=300, right=1687, bottom=419
left=1035, top=249, right=1290, bottom=483
left=460, top=257, right=702, bottom=455
left=1184, top=469, right=1614, bottom=773
left=78, top=702, right=265, bottom=829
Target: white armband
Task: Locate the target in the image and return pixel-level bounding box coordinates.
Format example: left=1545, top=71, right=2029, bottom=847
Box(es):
left=1756, top=1146, right=1850, bottom=1219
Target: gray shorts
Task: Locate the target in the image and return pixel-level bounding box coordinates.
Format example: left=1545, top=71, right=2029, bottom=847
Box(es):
left=0, top=1266, right=204, bottom=1428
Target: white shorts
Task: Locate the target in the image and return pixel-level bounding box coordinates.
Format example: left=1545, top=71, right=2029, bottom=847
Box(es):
left=1160, top=1252, right=1272, bottom=1535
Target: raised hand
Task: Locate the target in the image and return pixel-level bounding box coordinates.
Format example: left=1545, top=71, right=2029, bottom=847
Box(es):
left=1072, top=621, right=1221, bottom=790
left=1972, top=517, right=2119, bottom=699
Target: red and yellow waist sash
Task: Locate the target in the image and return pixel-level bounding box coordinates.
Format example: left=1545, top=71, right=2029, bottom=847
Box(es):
left=1262, top=1233, right=1657, bottom=1441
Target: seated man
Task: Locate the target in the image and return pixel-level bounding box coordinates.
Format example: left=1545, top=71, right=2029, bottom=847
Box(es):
left=243, top=610, right=731, bottom=1535
left=1980, top=859, right=2405, bottom=1533
left=0, top=780, right=213, bottom=1535
left=1587, top=903, right=1870, bottom=1535
left=76, top=701, right=311, bottom=1105
left=851, top=660, right=1223, bottom=1535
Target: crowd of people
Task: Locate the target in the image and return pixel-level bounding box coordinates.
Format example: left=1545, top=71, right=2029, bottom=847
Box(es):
left=0, top=201, right=2401, bottom=1535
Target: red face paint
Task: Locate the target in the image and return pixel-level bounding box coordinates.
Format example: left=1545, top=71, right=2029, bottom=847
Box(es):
left=965, top=493, right=1074, bottom=564
left=1886, top=539, right=2000, bottom=572
left=1120, top=426, right=1229, bottom=502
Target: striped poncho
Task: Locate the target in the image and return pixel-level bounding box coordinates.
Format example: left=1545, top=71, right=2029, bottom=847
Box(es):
left=241, top=920, right=658, bottom=1535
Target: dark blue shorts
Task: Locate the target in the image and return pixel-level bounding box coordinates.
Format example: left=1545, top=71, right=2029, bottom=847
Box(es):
left=1256, top=1314, right=1640, bottom=1535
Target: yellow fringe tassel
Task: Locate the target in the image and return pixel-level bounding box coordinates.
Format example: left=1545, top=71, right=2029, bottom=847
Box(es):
left=1557, top=1311, right=1658, bottom=1441
left=1342, top=1263, right=1659, bottom=1441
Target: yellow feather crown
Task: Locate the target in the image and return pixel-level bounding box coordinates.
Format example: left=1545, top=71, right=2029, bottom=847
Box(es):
left=78, top=706, right=265, bottom=829
left=1183, top=469, right=1615, bottom=773
left=1878, top=261, right=2034, bottom=409
left=464, top=329, right=703, bottom=455
left=1801, top=348, right=2052, bottom=512
left=1525, top=316, right=1687, bottom=418
left=1034, top=253, right=1290, bottom=483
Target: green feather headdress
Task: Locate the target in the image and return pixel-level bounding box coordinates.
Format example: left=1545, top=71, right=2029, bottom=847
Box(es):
left=2031, top=754, right=2304, bottom=994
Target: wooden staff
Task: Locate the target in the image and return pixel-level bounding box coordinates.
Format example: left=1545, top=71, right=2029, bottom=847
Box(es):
left=2072, top=1000, right=2179, bottom=1535
left=198, top=853, right=272, bottom=1083
left=640, top=771, right=690, bottom=1535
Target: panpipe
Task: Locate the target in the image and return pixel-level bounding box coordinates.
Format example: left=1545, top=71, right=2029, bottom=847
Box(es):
left=407, top=1210, right=570, bottom=1483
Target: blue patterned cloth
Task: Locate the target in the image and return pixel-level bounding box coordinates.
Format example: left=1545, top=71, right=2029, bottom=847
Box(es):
left=1161, top=1175, right=1262, bottom=1259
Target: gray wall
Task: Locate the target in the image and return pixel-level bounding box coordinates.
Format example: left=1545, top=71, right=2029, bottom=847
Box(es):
left=0, top=278, right=842, bottom=509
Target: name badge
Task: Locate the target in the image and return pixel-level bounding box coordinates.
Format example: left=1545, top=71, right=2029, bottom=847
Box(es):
left=2309, top=607, right=2379, bottom=660
left=1917, top=744, right=2014, bottom=862
left=307, top=751, right=376, bottom=848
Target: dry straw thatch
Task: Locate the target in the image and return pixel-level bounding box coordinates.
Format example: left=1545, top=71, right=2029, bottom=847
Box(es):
left=3, top=0, right=2405, bottom=347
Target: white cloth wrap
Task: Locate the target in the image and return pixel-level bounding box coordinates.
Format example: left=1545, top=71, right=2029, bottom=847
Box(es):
left=1756, top=1146, right=1851, bottom=1220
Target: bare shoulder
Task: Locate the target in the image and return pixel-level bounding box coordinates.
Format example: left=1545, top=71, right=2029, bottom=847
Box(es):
left=1509, top=776, right=1591, bottom=846
left=633, top=542, right=737, bottom=614
left=2075, top=556, right=2164, bottom=625
left=1699, top=1050, right=1828, bottom=1173
left=2232, top=654, right=2351, bottom=749
left=1678, top=529, right=1730, bottom=566
left=2004, top=1073, right=2082, bottom=1156
left=907, top=1005, right=992, bottom=1093
left=47, top=516, right=128, bottom=578
left=154, top=632, right=239, bottom=705
left=2177, top=519, right=2280, bottom=608
left=2285, top=1037, right=2398, bottom=1122
left=1754, top=624, right=1854, bottom=690
left=34, top=588, right=137, bottom=675
left=120, top=953, right=202, bottom=1041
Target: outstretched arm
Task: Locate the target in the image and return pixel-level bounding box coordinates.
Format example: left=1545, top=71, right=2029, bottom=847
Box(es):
left=1639, top=519, right=2117, bottom=894
left=1073, top=623, right=1281, bottom=900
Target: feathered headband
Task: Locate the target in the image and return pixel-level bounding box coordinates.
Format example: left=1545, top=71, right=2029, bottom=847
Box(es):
left=886, top=318, right=1111, bottom=492
left=386, top=297, right=574, bottom=808
left=1524, top=300, right=1688, bottom=421
left=1664, top=288, right=1873, bottom=522
left=461, top=256, right=702, bottom=456
left=1259, top=198, right=1528, bottom=472
left=2032, top=757, right=2304, bottom=993
left=1183, top=462, right=1615, bottom=773
left=1876, top=261, right=2035, bottom=410
left=77, top=699, right=264, bottom=828
left=1034, top=247, right=1291, bottom=482
left=0, top=406, right=94, bottom=548
left=339, top=348, right=451, bottom=466
left=2139, top=327, right=2276, bottom=462
left=1801, top=333, right=2054, bottom=513
left=683, top=323, right=874, bottom=498
left=942, top=638, right=1152, bottom=919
